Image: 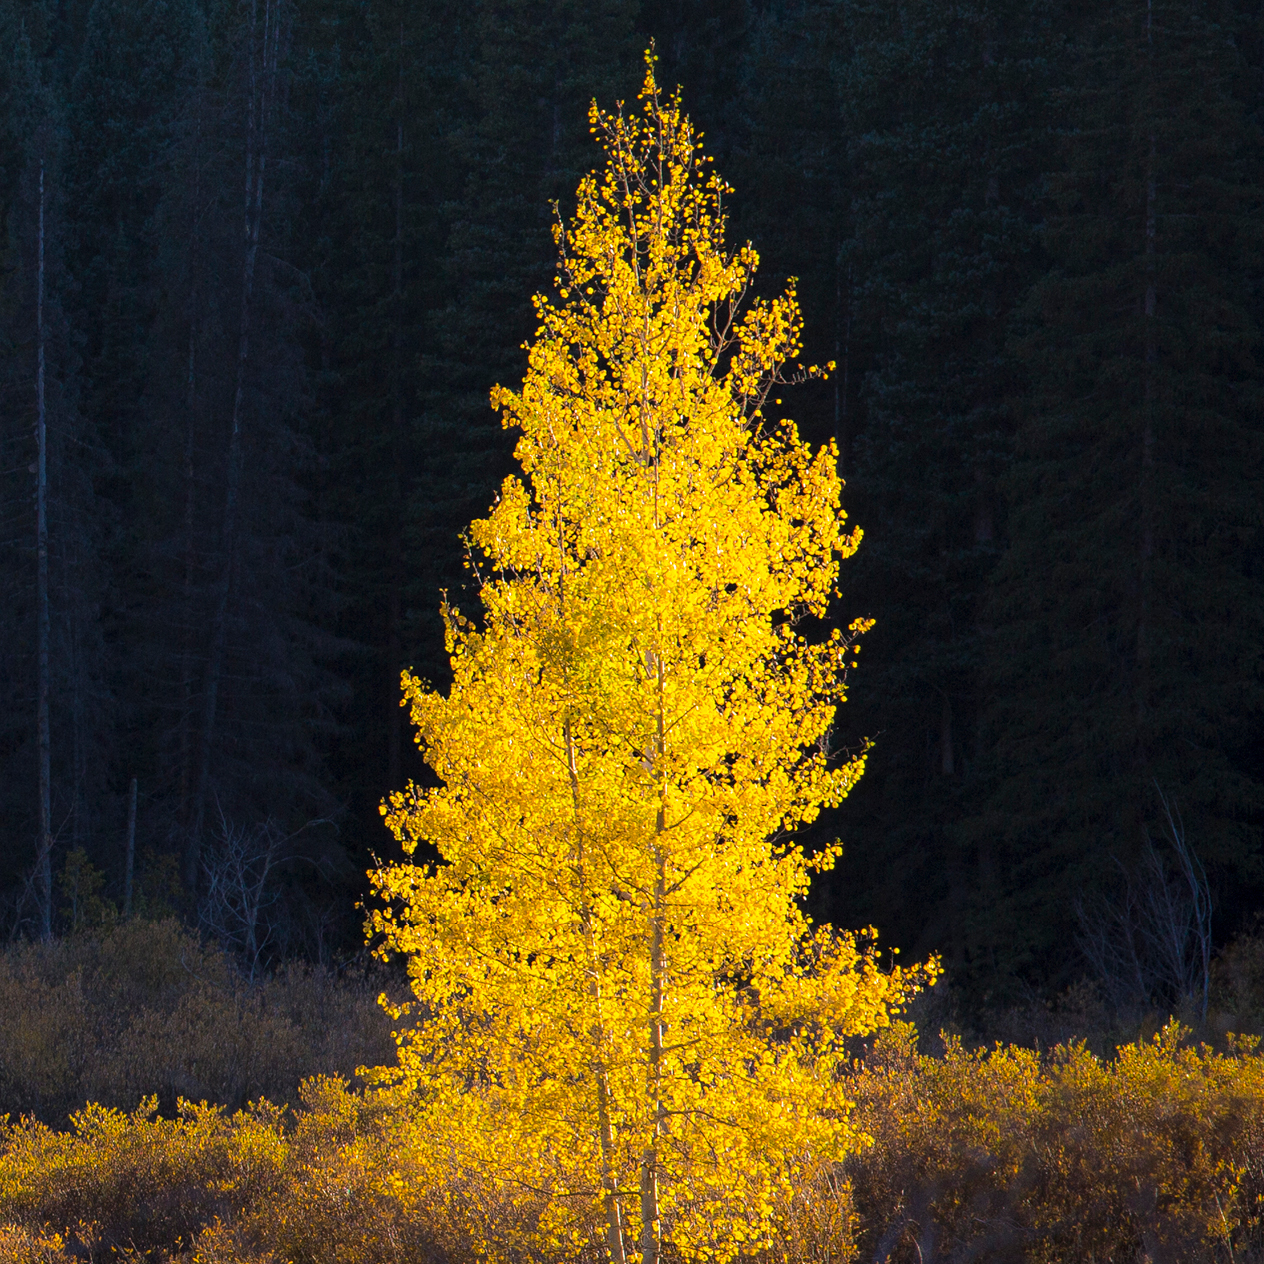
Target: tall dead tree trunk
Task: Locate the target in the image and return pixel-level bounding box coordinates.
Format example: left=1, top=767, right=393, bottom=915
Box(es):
left=123, top=775, right=137, bottom=915
left=1136, top=0, right=1158, bottom=828
left=833, top=253, right=851, bottom=477
left=940, top=691, right=955, bottom=777
left=35, top=159, right=53, bottom=941
left=178, top=310, right=198, bottom=822
left=386, top=29, right=405, bottom=793
left=187, top=0, right=282, bottom=888
left=179, top=100, right=205, bottom=833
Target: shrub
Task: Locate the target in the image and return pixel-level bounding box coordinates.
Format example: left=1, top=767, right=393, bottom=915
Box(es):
left=848, top=1021, right=1264, bottom=1262
left=0, top=1225, right=79, bottom=1264
left=0, top=919, right=395, bottom=1123
left=0, top=1078, right=449, bottom=1264
left=0, top=1097, right=286, bottom=1259
left=1209, top=927, right=1264, bottom=1038
left=2, top=1018, right=1264, bottom=1263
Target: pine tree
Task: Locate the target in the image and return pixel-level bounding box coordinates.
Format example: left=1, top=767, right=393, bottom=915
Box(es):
left=972, top=0, right=1264, bottom=986
left=0, top=4, right=113, bottom=925
left=288, top=0, right=464, bottom=850
left=737, top=0, right=857, bottom=466
left=101, top=0, right=342, bottom=896
left=738, top=0, right=1058, bottom=972
left=410, top=0, right=643, bottom=675
left=832, top=0, right=1060, bottom=974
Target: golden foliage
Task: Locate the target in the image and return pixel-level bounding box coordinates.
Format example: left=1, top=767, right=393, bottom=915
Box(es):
left=0, top=1095, right=286, bottom=1260
left=0, top=1077, right=443, bottom=1264
left=369, top=52, right=929, bottom=1264
left=0, top=1226, right=80, bottom=1264
left=2, top=1037, right=1264, bottom=1264
left=849, top=1020, right=1264, bottom=1261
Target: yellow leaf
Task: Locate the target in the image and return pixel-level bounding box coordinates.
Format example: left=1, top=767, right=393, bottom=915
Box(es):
left=367, top=49, right=929, bottom=1264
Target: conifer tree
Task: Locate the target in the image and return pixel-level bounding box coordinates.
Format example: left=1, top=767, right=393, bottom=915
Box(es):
left=0, top=9, right=113, bottom=918
left=290, top=0, right=463, bottom=835
left=739, top=0, right=1059, bottom=973
left=371, top=61, right=925, bottom=1264
left=738, top=0, right=857, bottom=463
left=973, top=0, right=1264, bottom=983
left=830, top=0, right=1058, bottom=973
left=411, top=0, right=642, bottom=683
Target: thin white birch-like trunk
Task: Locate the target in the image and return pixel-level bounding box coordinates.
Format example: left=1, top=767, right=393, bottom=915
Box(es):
left=638, top=647, right=666, bottom=1264
left=565, top=718, right=629, bottom=1264
left=179, top=95, right=204, bottom=834
left=386, top=30, right=405, bottom=791
left=1137, top=0, right=1157, bottom=758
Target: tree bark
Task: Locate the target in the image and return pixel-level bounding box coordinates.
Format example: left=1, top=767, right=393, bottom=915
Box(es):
left=940, top=691, right=955, bottom=777
left=179, top=99, right=205, bottom=832
left=188, top=0, right=281, bottom=887
left=834, top=255, right=851, bottom=477
left=386, top=34, right=405, bottom=793
left=179, top=311, right=198, bottom=821
left=124, top=775, right=137, bottom=915
left=566, top=718, right=628, bottom=1264
left=639, top=852, right=665, bottom=1264
left=973, top=466, right=994, bottom=544
left=639, top=648, right=667, bottom=1264
left=1136, top=0, right=1157, bottom=799
left=35, top=159, right=53, bottom=941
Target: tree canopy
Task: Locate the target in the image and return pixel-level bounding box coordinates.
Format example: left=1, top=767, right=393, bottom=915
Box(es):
left=0, top=0, right=1259, bottom=1012
left=369, top=60, right=926, bottom=1264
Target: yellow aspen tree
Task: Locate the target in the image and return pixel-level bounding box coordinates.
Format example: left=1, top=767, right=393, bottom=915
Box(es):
left=370, top=55, right=933, bottom=1264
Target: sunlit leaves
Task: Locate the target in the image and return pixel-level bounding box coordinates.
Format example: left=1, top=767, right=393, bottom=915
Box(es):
left=369, top=53, right=932, bottom=1264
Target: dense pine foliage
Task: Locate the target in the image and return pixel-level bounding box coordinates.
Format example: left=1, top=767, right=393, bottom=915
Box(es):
left=0, top=0, right=1260, bottom=1004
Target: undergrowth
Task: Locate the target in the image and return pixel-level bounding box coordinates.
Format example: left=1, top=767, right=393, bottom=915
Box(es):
left=0, top=1022, right=1261, bottom=1263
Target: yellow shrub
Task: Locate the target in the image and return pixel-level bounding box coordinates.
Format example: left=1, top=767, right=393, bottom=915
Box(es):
left=849, top=1021, right=1264, bottom=1262
left=3, top=1026, right=1263, bottom=1264
left=230, top=1077, right=447, bottom=1264
left=0, top=1078, right=450, bottom=1264
left=0, top=1225, right=81, bottom=1264
left=230, top=1080, right=856, bottom=1264
left=0, top=1097, right=286, bottom=1259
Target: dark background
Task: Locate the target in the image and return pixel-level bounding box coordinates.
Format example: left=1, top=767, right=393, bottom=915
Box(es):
left=0, top=0, right=1260, bottom=1006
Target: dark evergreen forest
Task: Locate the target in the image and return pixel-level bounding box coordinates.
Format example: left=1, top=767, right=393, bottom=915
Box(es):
left=0, top=0, right=1260, bottom=1009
